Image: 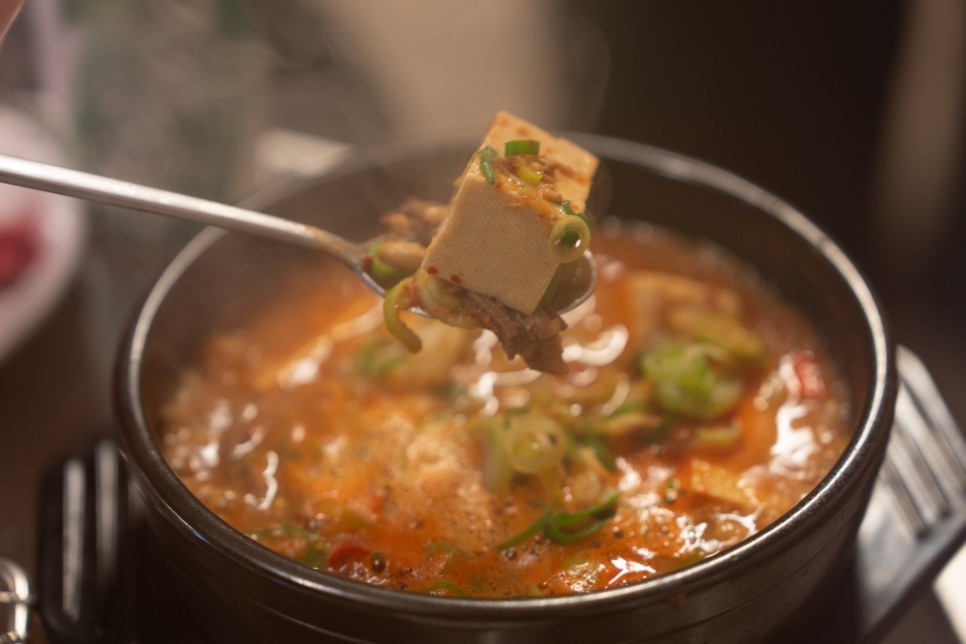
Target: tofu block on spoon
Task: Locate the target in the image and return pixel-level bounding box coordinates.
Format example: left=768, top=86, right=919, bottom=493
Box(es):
left=421, top=112, right=599, bottom=315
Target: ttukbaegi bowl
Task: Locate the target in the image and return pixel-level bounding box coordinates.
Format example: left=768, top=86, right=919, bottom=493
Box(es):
left=115, top=135, right=896, bottom=643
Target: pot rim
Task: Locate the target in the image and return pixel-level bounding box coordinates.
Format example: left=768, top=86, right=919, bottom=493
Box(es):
left=115, top=133, right=897, bottom=620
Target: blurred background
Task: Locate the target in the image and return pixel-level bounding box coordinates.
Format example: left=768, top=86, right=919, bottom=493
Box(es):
left=0, top=0, right=963, bottom=641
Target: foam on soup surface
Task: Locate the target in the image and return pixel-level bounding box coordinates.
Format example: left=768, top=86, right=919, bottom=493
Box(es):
left=162, top=220, right=850, bottom=597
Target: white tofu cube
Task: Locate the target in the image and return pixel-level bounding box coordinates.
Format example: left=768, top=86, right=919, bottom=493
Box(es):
left=421, top=112, right=599, bottom=314
left=481, top=112, right=598, bottom=213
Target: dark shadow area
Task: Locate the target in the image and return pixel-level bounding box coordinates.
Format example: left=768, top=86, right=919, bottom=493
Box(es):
left=564, top=1, right=966, bottom=426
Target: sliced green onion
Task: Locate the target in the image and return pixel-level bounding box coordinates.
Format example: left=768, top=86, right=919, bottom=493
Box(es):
left=506, top=415, right=567, bottom=475
left=537, top=467, right=565, bottom=508
left=504, top=139, right=541, bottom=155
left=423, top=273, right=462, bottom=310
left=581, top=435, right=618, bottom=472
left=496, top=494, right=621, bottom=549
left=478, top=145, right=498, bottom=185
left=643, top=343, right=711, bottom=389
left=495, top=506, right=553, bottom=550
left=606, top=400, right=649, bottom=419
left=690, top=311, right=764, bottom=365
left=364, top=242, right=410, bottom=287
left=414, top=270, right=476, bottom=328
left=693, top=422, right=742, bottom=448
left=423, top=541, right=462, bottom=557
left=515, top=164, right=544, bottom=185
left=602, top=411, right=663, bottom=437
left=298, top=545, right=327, bottom=568
left=703, top=379, right=742, bottom=418
left=544, top=492, right=620, bottom=544
left=356, top=339, right=406, bottom=379
left=423, top=541, right=462, bottom=571
left=664, top=477, right=681, bottom=504
left=549, top=215, right=591, bottom=263
left=369, top=257, right=407, bottom=286
left=561, top=201, right=593, bottom=228
left=642, top=343, right=742, bottom=419
left=469, top=418, right=514, bottom=494
left=383, top=278, right=422, bottom=353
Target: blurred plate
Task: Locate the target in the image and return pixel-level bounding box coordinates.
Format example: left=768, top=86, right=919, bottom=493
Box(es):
left=0, top=104, right=86, bottom=363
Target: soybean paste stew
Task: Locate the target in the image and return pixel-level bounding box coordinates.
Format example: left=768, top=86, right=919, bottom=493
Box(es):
left=162, top=218, right=850, bottom=597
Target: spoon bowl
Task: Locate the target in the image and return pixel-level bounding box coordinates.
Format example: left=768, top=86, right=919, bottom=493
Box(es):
left=0, top=153, right=595, bottom=315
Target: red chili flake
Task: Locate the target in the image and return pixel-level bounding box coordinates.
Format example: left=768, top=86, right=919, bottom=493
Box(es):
left=328, top=539, right=371, bottom=570
left=792, top=351, right=826, bottom=399
left=426, top=266, right=438, bottom=275
left=361, top=255, right=373, bottom=272
left=450, top=274, right=461, bottom=284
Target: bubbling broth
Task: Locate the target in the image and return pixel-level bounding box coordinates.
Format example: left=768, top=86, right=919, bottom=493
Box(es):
left=161, top=220, right=851, bottom=597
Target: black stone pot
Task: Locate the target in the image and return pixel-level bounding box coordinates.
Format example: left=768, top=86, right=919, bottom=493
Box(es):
left=115, top=135, right=897, bottom=643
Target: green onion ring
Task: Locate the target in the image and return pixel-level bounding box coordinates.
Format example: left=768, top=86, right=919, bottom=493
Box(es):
left=504, top=139, right=541, bottom=155
left=469, top=417, right=514, bottom=494
left=515, top=165, right=544, bottom=185
left=478, top=145, right=498, bottom=185
left=366, top=245, right=408, bottom=287
left=550, top=215, right=591, bottom=263
left=383, top=278, right=422, bottom=353
left=506, top=415, right=567, bottom=475
left=414, top=270, right=476, bottom=328
left=561, top=201, right=593, bottom=228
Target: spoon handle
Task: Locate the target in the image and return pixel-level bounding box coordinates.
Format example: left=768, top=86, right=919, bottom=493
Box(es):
left=0, top=153, right=364, bottom=268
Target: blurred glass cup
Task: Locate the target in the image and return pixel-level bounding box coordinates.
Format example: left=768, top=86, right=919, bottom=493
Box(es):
left=21, top=0, right=264, bottom=394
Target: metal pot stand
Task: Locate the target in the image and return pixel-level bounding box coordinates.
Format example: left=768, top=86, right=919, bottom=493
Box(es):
left=0, top=557, right=30, bottom=643
left=24, top=346, right=966, bottom=643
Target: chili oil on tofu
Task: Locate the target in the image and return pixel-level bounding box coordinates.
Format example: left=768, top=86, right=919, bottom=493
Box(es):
left=161, top=219, right=851, bottom=598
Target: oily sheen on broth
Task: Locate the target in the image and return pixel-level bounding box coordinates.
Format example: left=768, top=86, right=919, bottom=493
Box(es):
left=160, top=218, right=851, bottom=598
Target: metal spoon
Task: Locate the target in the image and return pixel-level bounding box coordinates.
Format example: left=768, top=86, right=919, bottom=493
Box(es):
left=0, top=153, right=596, bottom=314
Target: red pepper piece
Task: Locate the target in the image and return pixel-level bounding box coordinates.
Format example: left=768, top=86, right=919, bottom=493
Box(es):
left=791, top=351, right=826, bottom=399
left=328, top=539, right=372, bottom=570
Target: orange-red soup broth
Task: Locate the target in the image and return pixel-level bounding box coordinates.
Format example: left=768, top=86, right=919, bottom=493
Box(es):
left=162, top=220, right=851, bottom=598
